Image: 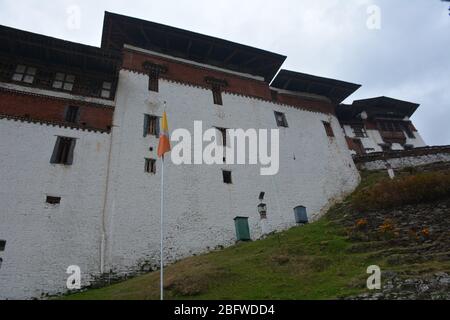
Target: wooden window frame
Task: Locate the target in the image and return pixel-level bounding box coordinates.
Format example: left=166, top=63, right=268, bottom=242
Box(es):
left=50, top=137, right=76, bottom=165
left=212, top=85, right=223, bottom=105
left=143, top=114, right=160, bottom=137
left=274, top=111, right=288, bottom=128
left=52, top=73, right=75, bottom=92
left=101, top=81, right=112, bottom=98
left=351, top=124, right=368, bottom=138
left=11, top=65, right=37, bottom=84
left=64, top=106, right=80, bottom=124
left=323, top=121, right=335, bottom=137
left=145, top=158, right=157, bottom=174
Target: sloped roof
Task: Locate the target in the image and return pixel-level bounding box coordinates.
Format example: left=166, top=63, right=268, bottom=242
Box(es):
left=270, top=69, right=361, bottom=104
left=100, top=12, right=286, bottom=82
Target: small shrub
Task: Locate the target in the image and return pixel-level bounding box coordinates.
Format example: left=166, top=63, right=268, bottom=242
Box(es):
left=352, top=170, right=450, bottom=211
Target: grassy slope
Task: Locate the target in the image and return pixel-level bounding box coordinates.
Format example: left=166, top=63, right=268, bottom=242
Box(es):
left=63, top=170, right=450, bottom=300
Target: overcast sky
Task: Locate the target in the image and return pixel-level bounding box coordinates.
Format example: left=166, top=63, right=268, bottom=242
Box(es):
left=1, top=0, right=449, bottom=145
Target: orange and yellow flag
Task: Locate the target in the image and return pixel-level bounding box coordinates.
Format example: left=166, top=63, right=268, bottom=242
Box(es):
left=157, top=111, right=171, bottom=158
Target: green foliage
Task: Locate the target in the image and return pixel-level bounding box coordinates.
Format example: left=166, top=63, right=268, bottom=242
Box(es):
left=352, top=170, right=450, bottom=211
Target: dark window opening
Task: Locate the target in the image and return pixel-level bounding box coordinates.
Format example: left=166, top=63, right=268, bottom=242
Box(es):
left=65, top=106, right=80, bottom=123
left=274, top=111, right=288, bottom=128
left=323, top=121, right=334, bottom=137
left=50, top=137, right=76, bottom=165
left=212, top=86, right=223, bottom=105
left=12, top=65, right=37, bottom=84
left=144, top=115, right=160, bottom=137
left=148, top=75, right=159, bottom=92
left=46, top=196, right=61, bottom=205
left=351, top=124, right=368, bottom=138
left=145, top=158, right=157, bottom=174
left=0, top=240, right=5, bottom=251
left=223, top=170, right=232, bottom=184
left=404, top=144, right=414, bottom=150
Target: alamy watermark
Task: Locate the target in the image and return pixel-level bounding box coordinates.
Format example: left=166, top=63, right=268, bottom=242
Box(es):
left=170, top=121, right=280, bottom=176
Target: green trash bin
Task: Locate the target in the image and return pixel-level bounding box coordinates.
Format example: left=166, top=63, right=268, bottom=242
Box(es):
left=234, top=217, right=251, bottom=241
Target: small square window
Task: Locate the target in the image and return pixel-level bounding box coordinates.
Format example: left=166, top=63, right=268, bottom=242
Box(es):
left=223, top=170, right=232, bottom=184
left=274, top=111, right=288, bottom=127
left=323, top=121, right=335, bottom=137
left=145, top=158, right=157, bottom=174
left=11, top=65, right=37, bottom=84
left=0, top=240, right=6, bottom=252
left=52, top=73, right=75, bottom=92
left=46, top=196, right=61, bottom=205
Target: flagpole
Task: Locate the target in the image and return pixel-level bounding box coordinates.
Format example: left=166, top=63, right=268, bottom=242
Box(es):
left=160, top=156, right=164, bottom=301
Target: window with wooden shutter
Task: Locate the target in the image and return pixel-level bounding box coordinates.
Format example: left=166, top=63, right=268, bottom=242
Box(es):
left=323, top=121, right=334, bottom=137
left=50, top=137, right=76, bottom=165
left=144, top=115, right=160, bottom=137
left=274, top=111, right=288, bottom=128
left=145, top=158, right=157, bottom=174
left=65, top=106, right=80, bottom=123
left=212, top=86, right=223, bottom=105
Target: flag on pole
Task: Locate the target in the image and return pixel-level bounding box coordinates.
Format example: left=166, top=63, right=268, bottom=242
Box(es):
left=158, top=110, right=170, bottom=300
left=157, top=111, right=171, bottom=158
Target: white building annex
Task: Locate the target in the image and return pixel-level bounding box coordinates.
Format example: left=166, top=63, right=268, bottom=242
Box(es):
left=0, top=11, right=430, bottom=299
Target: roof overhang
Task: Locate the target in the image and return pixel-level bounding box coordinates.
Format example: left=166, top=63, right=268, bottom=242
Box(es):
left=101, top=12, right=286, bottom=82
left=0, top=24, right=120, bottom=76
left=270, top=69, right=361, bottom=104
left=351, top=96, right=420, bottom=118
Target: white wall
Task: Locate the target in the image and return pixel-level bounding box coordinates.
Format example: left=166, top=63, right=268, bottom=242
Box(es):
left=103, top=70, right=360, bottom=275
left=0, top=119, right=110, bottom=299
left=343, top=125, right=427, bottom=154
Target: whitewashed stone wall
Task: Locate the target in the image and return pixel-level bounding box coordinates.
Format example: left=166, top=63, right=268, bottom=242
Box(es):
left=358, top=153, right=450, bottom=171
left=0, top=119, right=110, bottom=299
left=103, top=69, right=360, bottom=276
left=0, top=67, right=361, bottom=299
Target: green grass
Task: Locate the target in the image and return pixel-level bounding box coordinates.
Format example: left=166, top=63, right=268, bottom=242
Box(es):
left=62, top=169, right=450, bottom=300
left=63, top=218, right=377, bottom=300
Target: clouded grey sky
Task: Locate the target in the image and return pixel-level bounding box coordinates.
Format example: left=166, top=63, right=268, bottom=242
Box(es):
left=1, top=0, right=449, bottom=145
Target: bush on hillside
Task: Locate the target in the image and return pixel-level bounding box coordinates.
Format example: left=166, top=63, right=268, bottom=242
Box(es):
left=352, top=170, right=450, bottom=211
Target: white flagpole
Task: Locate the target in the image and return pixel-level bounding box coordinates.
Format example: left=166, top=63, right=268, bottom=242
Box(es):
left=160, top=156, right=164, bottom=301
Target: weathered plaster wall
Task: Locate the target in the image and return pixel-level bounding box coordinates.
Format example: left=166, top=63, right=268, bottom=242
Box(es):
left=0, top=119, right=110, bottom=299
left=103, top=69, right=360, bottom=275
